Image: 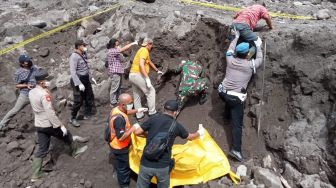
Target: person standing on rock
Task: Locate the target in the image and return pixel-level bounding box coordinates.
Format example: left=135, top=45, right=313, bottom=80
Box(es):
left=0, top=55, right=37, bottom=129
left=107, top=93, right=148, bottom=188
left=218, top=29, right=263, bottom=162
left=106, top=38, right=138, bottom=107
left=133, top=100, right=203, bottom=188
left=29, top=69, right=88, bottom=182
left=69, top=39, right=96, bottom=127
left=129, top=38, right=162, bottom=120
left=230, top=4, right=272, bottom=58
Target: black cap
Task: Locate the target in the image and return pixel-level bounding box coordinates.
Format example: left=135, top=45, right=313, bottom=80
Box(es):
left=164, top=100, right=179, bottom=111
left=75, top=39, right=87, bottom=48
left=18, top=55, right=32, bottom=64
left=35, top=69, right=50, bottom=81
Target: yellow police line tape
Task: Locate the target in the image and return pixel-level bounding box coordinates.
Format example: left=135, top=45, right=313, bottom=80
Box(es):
left=180, top=0, right=314, bottom=20
left=0, top=3, right=123, bottom=56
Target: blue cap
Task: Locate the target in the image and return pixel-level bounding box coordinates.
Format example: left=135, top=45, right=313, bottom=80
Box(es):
left=18, top=55, right=32, bottom=63
left=235, top=43, right=249, bottom=54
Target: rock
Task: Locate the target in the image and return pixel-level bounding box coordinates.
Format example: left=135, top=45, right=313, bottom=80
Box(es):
left=253, top=167, right=282, bottom=188
left=77, top=27, right=86, bottom=39
left=39, top=48, right=50, bottom=58
left=70, top=172, right=78, bottom=178
left=174, top=11, right=181, bottom=18
left=50, top=182, right=67, bottom=188
left=0, top=86, right=17, bottom=104
left=283, top=162, right=302, bottom=185
left=80, top=178, right=85, bottom=185
left=81, top=18, right=100, bottom=36
left=6, top=141, right=20, bottom=153
left=93, top=79, right=111, bottom=105
left=55, top=72, right=71, bottom=88
left=293, top=1, right=303, bottom=6
left=262, top=155, right=272, bottom=169
left=316, top=9, right=331, bottom=20
left=84, top=180, right=93, bottom=188
left=4, top=37, right=14, bottom=44
left=207, top=180, right=224, bottom=188
left=30, top=20, right=47, bottom=28
left=16, top=2, right=29, bottom=8
left=88, top=5, right=99, bottom=12
left=236, top=165, right=247, bottom=177
left=196, top=10, right=205, bottom=17
left=91, top=35, right=109, bottom=52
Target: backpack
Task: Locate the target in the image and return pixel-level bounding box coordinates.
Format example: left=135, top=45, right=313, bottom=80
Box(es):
left=104, top=113, right=122, bottom=143
left=143, top=120, right=177, bottom=161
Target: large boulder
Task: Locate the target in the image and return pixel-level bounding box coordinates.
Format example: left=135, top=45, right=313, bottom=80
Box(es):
left=253, top=167, right=282, bottom=188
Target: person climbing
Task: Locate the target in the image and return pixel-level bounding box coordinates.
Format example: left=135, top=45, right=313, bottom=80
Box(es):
left=129, top=38, right=163, bottom=120
left=230, top=3, right=272, bottom=58
left=107, top=93, right=148, bottom=188
left=133, top=100, right=203, bottom=188
left=106, top=38, right=138, bottom=107
left=167, top=54, right=209, bottom=114
left=218, top=29, right=263, bottom=162
left=69, top=39, right=96, bottom=127
left=0, top=55, right=37, bottom=130
left=29, top=69, right=88, bottom=182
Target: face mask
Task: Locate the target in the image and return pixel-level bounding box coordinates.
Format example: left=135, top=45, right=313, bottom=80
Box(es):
left=44, top=81, right=51, bottom=87
left=82, top=47, right=88, bottom=52
left=126, top=103, right=133, bottom=110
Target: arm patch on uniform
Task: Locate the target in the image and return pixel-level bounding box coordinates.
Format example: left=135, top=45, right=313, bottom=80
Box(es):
left=45, top=95, right=51, bottom=102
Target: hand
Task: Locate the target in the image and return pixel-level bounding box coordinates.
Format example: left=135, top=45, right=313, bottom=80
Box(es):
left=79, top=84, right=85, bottom=92
left=91, top=77, right=98, bottom=85
left=133, top=123, right=140, bottom=130
left=131, top=41, right=138, bottom=45
left=27, top=84, right=33, bottom=89
left=157, top=70, right=163, bottom=75
left=181, top=60, right=186, bottom=65
left=137, top=108, right=148, bottom=113
left=231, top=26, right=240, bottom=38
left=145, top=78, right=152, bottom=88
left=254, top=37, right=262, bottom=47
left=197, top=124, right=204, bottom=139
left=60, top=126, right=67, bottom=136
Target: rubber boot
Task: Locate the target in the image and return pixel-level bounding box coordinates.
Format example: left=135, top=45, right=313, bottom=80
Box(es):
left=70, top=142, right=88, bottom=159
left=31, top=158, right=44, bottom=182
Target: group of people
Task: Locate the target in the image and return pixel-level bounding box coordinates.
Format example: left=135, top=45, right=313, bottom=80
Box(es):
left=0, top=3, right=272, bottom=188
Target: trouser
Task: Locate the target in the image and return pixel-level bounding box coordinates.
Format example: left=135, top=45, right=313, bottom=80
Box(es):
left=110, top=151, right=130, bottom=188
left=129, top=73, right=157, bottom=119
left=218, top=91, right=244, bottom=152
left=0, top=93, right=30, bottom=126
left=70, top=75, right=95, bottom=119
left=177, top=78, right=209, bottom=110
left=231, top=23, right=257, bottom=59
left=35, top=126, right=73, bottom=158
left=109, top=74, right=122, bottom=105
left=136, top=165, right=170, bottom=188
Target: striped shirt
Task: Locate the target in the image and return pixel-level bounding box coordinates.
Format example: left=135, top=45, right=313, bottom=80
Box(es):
left=107, top=48, right=124, bottom=75
left=14, top=65, right=37, bottom=96
left=233, top=5, right=269, bottom=30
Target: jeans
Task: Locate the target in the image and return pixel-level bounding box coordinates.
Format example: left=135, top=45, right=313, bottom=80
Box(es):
left=0, top=93, right=30, bottom=127
left=109, top=74, right=122, bottom=105
left=136, top=165, right=170, bottom=188
left=35, top=127, right=73, bottom=158
left=218, top=91, right=244, bottom=152
left=232, top=23, right=258, bottom=42
left=129, top=73, right=157, bottom=119
left=110, top=151, right=130, bottom=187
left=70, top=75, right=95, bottom=119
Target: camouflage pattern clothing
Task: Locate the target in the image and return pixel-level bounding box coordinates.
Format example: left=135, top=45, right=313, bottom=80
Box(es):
left=173, top=61, right=209, bottom=110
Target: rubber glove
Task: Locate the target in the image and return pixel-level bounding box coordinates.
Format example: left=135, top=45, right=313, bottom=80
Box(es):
left=79, top=84, right=85, bottom=92
left=131, top=41, right=138, bottom=45
left=232, top=26, right=240, bottom=38
left=133, top=123, right=140, bottom=130
left=197, top=124, right=204, bottom=139
left=157, top=70, right=163, bottom=75
left=60, top=126, right=67, bottom=136
left=254, top=37, right=262, bottom=47
left=137, top=108, right=148, bottom=113
left=145, top=77, right=152, bottom=88
left=91, top=77, right=98, bottom=85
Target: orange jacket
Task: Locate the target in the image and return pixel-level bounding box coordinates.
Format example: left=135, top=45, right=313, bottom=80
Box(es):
left=109, top=107, right=131, bottom=150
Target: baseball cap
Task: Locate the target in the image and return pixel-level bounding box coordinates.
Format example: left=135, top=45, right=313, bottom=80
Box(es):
left=141, top=38, right=153, bottom=46
left=18, top=55, right=32, bottom=64
left=35, top=69, right=51, bottom=81
left=164, top=100, right=179, bottom=111
left=75, top=39, right=87, bottom=48
left=235, top=42, right=249, bottom=54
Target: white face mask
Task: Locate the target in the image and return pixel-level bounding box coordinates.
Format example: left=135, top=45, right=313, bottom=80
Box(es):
left=82, top=47, right=88, bottom=52
left=44, top=81, right=51, bottom=87
left=126, top=103, right=134, bottom=110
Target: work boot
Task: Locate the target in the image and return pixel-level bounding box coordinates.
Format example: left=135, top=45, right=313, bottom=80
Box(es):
left=31, top=158, right=45, bottom=182
left=199, top=93, right=208, bottom=105
left=69, top=118, right=80, bottom=127
left=70, top=142, right=88, bottom=159
left=72, top=135, right=89, bottom=143
left=229, top=150, right=243, bottom=162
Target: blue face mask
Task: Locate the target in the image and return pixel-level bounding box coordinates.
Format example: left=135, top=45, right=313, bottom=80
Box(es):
left=126, top=103, right=133, bottom=110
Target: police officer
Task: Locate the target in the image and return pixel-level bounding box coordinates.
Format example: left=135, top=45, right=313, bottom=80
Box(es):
left=29, top=69, right=88, bottom=182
